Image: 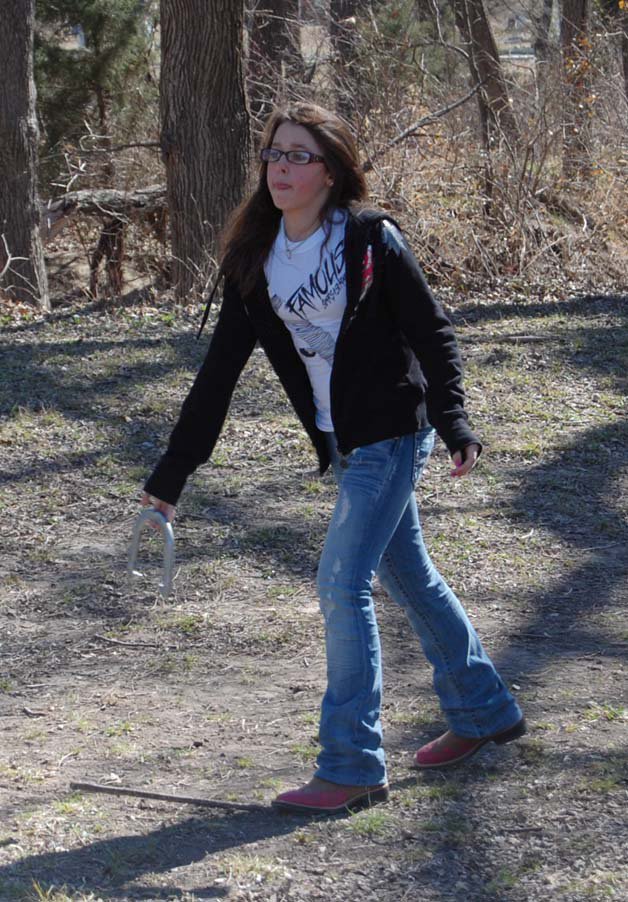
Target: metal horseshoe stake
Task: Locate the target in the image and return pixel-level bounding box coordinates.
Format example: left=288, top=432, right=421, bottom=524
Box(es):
left=127, top=509, right=175, bottom=597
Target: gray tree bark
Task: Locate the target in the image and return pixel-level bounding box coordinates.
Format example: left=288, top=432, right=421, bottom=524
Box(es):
left=452, top=0, right=520, bottom=147
left=560, top=0, right=592, bottom=180
left=160, top=0, right=250, bottom=299
left=533, top=0, right=555, bottom=64
left=620, top=12, right=628, bottom=104
left=330, top=0, right=360, bottom=121
left=247, top=0, right=301, bottom=125
left=0, top=0, right=49, bottom=308
left=531, top=0, right=556, bottom=97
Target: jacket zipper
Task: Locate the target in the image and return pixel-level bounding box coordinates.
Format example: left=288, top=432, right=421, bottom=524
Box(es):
left=330, top=223, right=375, bottom=455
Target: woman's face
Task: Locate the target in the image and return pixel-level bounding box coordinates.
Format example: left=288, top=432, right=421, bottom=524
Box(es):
left=266, top=121, right=333, bottom=221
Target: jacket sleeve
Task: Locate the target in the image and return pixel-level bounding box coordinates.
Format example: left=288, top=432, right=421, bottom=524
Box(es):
left=144, top=281, right=257, bottom=505
left=380, top=221, right=481, bottom=456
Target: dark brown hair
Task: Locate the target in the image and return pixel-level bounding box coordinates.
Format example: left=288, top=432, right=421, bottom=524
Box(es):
left=220, top=102, right=368, bottom=296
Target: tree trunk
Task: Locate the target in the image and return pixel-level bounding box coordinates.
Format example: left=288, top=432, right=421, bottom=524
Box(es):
left=621, top=15, right=628, bottom=105
left=452, top=0, right=520, bottom=147
left=160, top=0, right=250, bottom=299
left=330, top=0, right=360, bottom=121
left=560, top=0, right=592, bottom=181
left=531, top=0, right=555, bottom=98
left=533, top=0, right=554, bottom=64
left=247, top=0, right=301, bottom=125
left=0, top=0, right=49, bottom=308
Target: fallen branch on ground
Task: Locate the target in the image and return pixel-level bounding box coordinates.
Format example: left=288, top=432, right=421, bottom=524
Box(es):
left=40, top=186, right=168, bottom=297
left=41, top=185, right=166, bottom=244
left=70, top=781, right=269, bottom=813
left=93, top=634, right=160, bottom=649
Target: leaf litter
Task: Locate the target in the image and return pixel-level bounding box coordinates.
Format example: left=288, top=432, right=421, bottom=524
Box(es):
left=0, top=287, right=626, bottom=901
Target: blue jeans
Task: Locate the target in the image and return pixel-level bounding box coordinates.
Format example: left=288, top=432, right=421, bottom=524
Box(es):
left=315, top=429, right=523, bottom=786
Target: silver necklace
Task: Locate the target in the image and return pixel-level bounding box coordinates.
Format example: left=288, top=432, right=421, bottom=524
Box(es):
left=284, top=230, right=309, bottom=259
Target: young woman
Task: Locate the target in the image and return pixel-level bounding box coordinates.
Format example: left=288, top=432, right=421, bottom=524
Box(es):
left=142, top=103, right=525, bottom=815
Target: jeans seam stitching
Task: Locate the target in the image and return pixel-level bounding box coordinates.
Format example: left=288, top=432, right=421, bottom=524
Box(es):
left=380, top=549, right=474, bottom=723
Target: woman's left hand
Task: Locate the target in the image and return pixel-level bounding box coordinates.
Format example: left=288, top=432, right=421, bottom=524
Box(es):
left=450, top=443, right=480, bottom=478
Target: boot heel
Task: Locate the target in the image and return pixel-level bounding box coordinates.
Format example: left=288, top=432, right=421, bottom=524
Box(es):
left=494, top=718, right=527, bottom=745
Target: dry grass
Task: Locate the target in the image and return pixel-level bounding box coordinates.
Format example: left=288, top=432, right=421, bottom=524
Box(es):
left=1, top=8, right=627, bottom=900
left=0, top=282, right=626, bottom=901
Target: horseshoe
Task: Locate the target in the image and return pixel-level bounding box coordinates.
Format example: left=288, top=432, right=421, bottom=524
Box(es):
left=127, top=509, right=175, bottom=597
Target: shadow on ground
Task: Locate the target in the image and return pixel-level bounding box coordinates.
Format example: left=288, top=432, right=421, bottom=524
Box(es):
left=0, top=808, right=301, bottom=900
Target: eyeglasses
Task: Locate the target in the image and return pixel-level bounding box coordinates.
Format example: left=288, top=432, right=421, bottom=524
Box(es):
left=260, top=148, right=325, bottom=165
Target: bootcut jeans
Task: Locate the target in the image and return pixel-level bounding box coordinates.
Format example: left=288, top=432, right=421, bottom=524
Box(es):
left=314, top=428, right=523, bottom=787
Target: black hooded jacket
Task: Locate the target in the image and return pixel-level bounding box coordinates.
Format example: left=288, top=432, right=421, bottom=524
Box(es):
left=144, top=208, right=480, bottom=505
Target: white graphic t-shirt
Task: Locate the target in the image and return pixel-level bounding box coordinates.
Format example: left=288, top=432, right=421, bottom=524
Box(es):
left=264, top=211, right=347, bottom=432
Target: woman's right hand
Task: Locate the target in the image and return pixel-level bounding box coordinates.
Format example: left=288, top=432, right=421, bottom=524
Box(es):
left=141, top=492, right=176, bottom=524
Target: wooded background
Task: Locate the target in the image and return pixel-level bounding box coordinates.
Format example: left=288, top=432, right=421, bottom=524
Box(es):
left=1, top=0, right=626, bottom=310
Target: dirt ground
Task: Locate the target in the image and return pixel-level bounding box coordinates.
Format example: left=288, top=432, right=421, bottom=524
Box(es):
left=0, top=287, right=626, bottom=901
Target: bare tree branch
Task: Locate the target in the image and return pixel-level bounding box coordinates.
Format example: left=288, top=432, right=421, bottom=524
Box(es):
left=362, top=81, right=485, bottom=173
left=78, top=140, right=161, bottom=154
left=0, top=235, right=13, bottom=280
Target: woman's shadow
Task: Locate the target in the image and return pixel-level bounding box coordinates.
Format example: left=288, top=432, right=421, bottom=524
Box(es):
left=0, top=805, right=317, bottom=899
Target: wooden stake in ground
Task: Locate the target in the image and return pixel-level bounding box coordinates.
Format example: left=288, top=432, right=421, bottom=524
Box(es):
left=70, top=781, right=268, bottom=813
